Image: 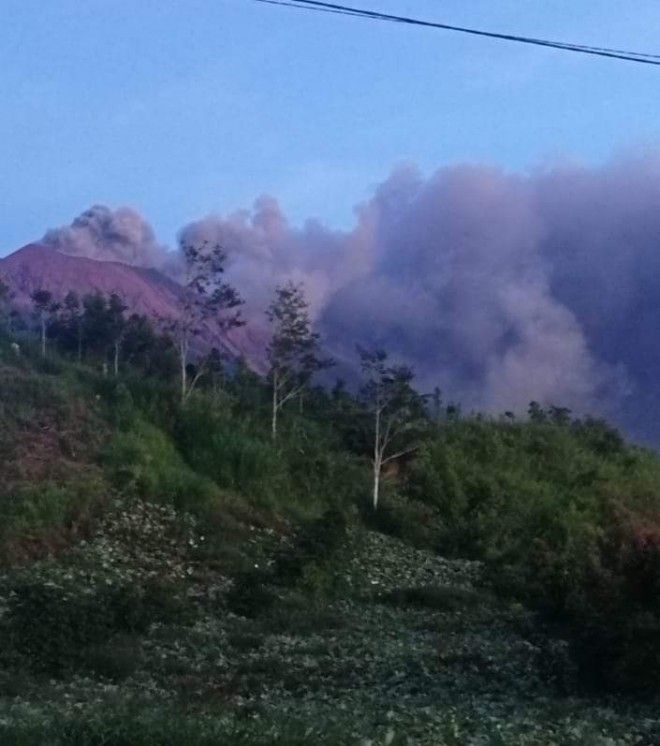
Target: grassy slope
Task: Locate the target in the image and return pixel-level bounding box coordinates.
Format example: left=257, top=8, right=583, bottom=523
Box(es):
left=0, top=504, right=657, bottom=744
left=0, top=352, right=658, bottom=743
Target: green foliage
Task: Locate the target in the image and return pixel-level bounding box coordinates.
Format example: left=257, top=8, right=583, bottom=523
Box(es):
left=0, top=708, right=352, bottom=745
left=360, top=491, right=445, bottom=550
left=102, top=419, right=218, bottom=513
left=404, top=417, right=660, bottom=691
left=273, top=506, right=348, bottom=589
left=176, top=403, right=290, bottom=506
left=226, top=507, right=349, bottom=616
left=0, top=480, right=100, bottom=546
left=382, top=584, right=487, bottom=612
left=83, top=635, right=143, bottom=681
left=175, top=401, right=367, bottom=513
left=4, top=309, right=660, bottom=705
left=4, top=578, right=185, bottom=675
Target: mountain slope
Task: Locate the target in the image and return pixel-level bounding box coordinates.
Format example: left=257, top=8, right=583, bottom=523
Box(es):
left=0, top=243, right=183, bottom=318
left=0, top=243, right=264, bottom=360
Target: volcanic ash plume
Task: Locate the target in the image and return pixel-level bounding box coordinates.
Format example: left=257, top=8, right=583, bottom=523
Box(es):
left=42, top=204, right=172, bottom=271
left=178, top=195, right=354, bottom=325
left=180, top=158, right=649, bottom=432
left=42, top=152, right=660, bottom=441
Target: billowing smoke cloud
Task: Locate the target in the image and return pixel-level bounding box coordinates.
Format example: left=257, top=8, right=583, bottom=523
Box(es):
left=178, top=195, right=364, bottom=324
left=42, top=204, right=175, bottom=272
left=178, top=164, right=626, bottom=420
left=318, top=164, right=619, bottom=416
left=45, top=154, right=660, bottom=441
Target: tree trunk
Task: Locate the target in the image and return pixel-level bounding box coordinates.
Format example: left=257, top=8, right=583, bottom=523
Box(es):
left=40, top=317, right=46, bottom=359
left=180, top=338, right=187, bottom=405
left=372, top=403, right=381, bottom=509
left=372, top=459, right=381, bottom=510
left=113, top=341, right=120, bottom=376
left=271, top=369, right=278, bottom=441
left=77, top=327, right=82, bottom=363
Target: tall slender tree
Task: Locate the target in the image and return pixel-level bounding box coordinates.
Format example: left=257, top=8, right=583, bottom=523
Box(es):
left=266, top=281, right=332, bottom=440
left=359, top=348, right=426, bottom=509
left=165, top=241, right=243, bottom=404
left=31, top=289, right=59, bottom=358
left=107, top=293, right=128, bottom=375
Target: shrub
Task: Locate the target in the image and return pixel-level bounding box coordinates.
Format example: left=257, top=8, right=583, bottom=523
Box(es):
left=564, top=514, right=660, bottom=691
left=359, top=491, right=445, bottom=551
left=225, top=568, right=279, bottom=618
left=227, top=508, right=350, bottom=616
left=102, top=420, right=217, bottom=514
left=5, top=577, right=187, bottom=674
left=0, top=478, right=105, bottom=562
left=175, top=402, right=367, bottom=513
left=84, top=635, right=143, bottom=681
left=382, top=584, right=487, bottom=612
left=403, top=418, right=660, bottom=691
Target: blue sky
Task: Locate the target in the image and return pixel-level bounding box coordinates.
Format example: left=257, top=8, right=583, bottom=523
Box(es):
left=2, top=0, right=660, bottom=253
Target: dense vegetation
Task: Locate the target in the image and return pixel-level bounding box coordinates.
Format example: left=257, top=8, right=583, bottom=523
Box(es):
left=0, top=283, right=658, bottom=743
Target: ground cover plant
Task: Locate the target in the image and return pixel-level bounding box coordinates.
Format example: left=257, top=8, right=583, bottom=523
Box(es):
left=0, top=312, right=658, bottom=743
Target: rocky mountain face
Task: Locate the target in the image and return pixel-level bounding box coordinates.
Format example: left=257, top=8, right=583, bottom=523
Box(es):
left=0, top=243, right=183, bottom=317
left=0, top=243, right=264, bottom=362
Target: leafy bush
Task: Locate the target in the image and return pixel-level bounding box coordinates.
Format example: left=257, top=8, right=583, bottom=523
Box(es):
left=382, top=584, right=487, bottom=612
left=563, top=512, right=660, bottom=691
left=226, top=508, right=349, bottom=616
left=102, top=419, right=218, bottom=513
left=175, top=402, right=367, bottom=513
left=404, top=418, right=660, bottom=691
left=84, top=635, right=143, bottom=681
left=360, top=491, right=445, bottom=551
left=0, top=708, right=351, bottom=746
left=0, top=480, right=98, bottom=537
left=0, top=478, right=106, bottom=563
left=5, top=577, right=186, bottom=674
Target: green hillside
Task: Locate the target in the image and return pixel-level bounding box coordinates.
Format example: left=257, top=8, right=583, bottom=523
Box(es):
left=0, top=325, right=658, bottom=744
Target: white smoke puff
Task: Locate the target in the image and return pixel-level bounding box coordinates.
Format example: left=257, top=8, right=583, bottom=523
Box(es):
left=42, top=204, right=171, bottom=270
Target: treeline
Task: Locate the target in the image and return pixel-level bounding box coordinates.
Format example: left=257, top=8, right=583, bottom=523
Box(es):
left=4, top=240, right=441, bottom=510
left=32, top=289, right=177, bottom=377
left=0, top=244, right=659, bottom=695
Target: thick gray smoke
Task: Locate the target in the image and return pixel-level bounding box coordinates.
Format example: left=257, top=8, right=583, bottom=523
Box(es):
left=178, top=195, right=360, bottom=324
left=42, top=204, right=175, bottom=272
left=319, top=164, right=614, bottom=417
left=178, top=163, right=628, bottom=421
left=46, top=154, right=660, bottom=441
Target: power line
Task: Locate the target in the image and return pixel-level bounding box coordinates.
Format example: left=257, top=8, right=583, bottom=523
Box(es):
left=256, top=0, right=367, bottom=20
left=263, top=0, right=660, bottom=62
left=254, top=0, right=660, bottom=66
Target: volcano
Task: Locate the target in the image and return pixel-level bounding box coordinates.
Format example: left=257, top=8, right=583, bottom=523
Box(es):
left=0, top=243, right=263, bottom=360
left=0, top=243, right=183, bottom=317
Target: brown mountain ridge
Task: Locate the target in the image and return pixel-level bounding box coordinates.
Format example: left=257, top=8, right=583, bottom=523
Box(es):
left=0, top=243, right=264, bottom=361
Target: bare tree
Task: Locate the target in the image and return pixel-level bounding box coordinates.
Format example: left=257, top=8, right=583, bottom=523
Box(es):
left=165, top=241, right=243, bottom=404
left=266, top=281, right=332, bottom=440
left=31, top=289, right=59, bottom=359
left=107, top=293, right=128, bottom=376
left=359, top=348, right=426, bottom=509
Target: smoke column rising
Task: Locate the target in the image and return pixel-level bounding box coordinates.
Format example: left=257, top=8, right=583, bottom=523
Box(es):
left=42, top=204, right=171, bottom=271
left=42, top=154, right=660, bottom=441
